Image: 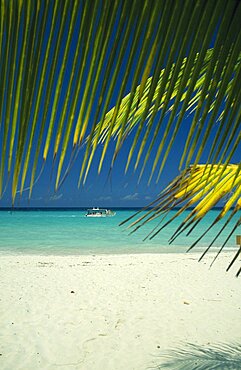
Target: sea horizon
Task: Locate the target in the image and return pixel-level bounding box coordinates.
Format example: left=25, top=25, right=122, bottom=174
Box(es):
left=0, top=206, right=232, bottom=211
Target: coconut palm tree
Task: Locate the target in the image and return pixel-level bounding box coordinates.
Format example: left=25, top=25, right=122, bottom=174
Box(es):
left=0, top=0, right=240, bottom=268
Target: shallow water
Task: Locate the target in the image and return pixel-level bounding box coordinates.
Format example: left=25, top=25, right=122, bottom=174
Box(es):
left=0, top=208, right=240, bottom=255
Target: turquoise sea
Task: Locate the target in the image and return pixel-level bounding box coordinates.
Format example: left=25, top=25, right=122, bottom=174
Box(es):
left=0, top=208, right=240, bottom=255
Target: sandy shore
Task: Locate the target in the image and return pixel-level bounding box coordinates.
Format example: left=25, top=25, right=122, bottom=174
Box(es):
left=0, top=252, right=240, bottom=369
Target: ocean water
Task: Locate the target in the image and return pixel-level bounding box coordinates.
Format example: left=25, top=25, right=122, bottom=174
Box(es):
left=0, top=208, right=240, bottom=255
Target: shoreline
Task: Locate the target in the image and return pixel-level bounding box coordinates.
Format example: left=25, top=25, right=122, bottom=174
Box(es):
left=1, top=252, right=241, bottom=369
left=0, top=246, right=238, bottom=256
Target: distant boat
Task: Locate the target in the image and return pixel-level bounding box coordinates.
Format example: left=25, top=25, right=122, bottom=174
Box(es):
left=85, top=207, right=116, bottom=217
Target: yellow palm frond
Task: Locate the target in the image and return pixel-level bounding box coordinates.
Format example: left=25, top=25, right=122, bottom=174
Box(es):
left=121, top=164, right=241, bottom=276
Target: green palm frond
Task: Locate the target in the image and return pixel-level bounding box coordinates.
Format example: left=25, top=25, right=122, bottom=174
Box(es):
left=0, top=0, right=240, bottom=201
left=121, top=164, right=241, bottom=275
left=154, top=342, right=241, bottom=370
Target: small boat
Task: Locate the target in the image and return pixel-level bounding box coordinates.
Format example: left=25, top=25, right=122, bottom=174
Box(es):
left=85, top=207, right=116, bottom=217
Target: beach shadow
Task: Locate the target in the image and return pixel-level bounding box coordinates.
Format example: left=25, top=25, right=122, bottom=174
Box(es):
left=152, top=342, right=241, bottom=369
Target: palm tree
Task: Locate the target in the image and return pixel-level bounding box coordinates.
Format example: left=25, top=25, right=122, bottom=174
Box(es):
left=0, top=0, right=240, bottom=268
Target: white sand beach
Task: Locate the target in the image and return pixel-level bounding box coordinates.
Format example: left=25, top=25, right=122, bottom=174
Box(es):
left=0, top=252, right=241, bottom=370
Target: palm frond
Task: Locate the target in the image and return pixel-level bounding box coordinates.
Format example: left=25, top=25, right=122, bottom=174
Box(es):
left=0, top=0, right=240, bottom=210
left=153, top=342, right=241, bottom=370
left=122, top=164, right=241, bottom=276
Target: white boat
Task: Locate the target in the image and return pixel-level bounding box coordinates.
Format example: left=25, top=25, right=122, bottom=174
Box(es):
left=85, top=207, right=116, bottom=217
